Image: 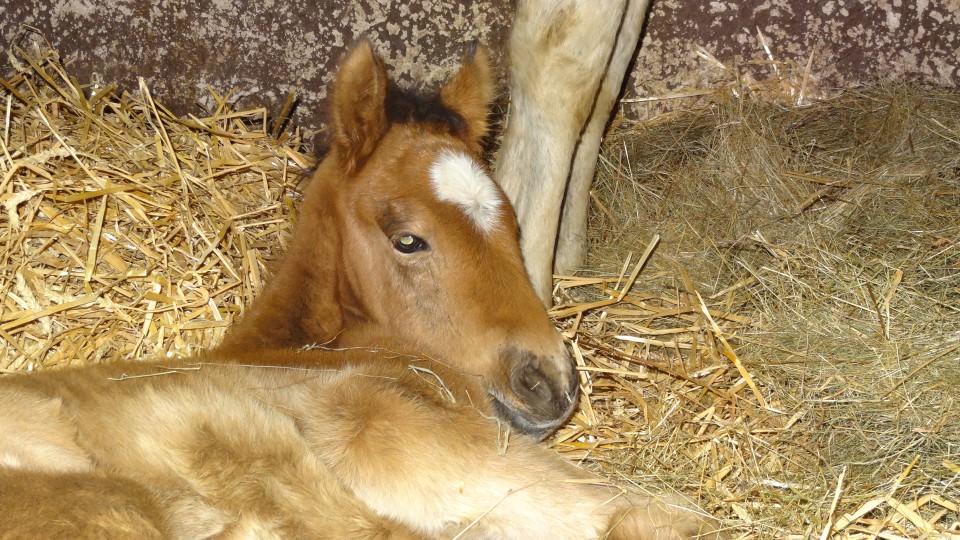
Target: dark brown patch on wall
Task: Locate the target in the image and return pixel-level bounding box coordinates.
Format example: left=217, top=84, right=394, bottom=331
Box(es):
left=2, top=1, right=957, bottom=137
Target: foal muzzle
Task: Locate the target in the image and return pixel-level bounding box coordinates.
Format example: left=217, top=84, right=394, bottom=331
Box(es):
left=488, top=347, right=579, bottom=440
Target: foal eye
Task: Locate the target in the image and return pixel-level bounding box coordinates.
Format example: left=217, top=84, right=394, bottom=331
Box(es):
left=393, top=233, right=429, bottom=254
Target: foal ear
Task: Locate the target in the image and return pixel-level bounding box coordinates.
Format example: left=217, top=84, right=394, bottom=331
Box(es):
left=332, top=41, right=389, bottom=174
left=441, top=47, right=494, bottom=149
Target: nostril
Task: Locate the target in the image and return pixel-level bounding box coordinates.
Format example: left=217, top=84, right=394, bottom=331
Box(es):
left=494, top=347, right=580, bottom=437
left=512, top=362, right=554, bottom=403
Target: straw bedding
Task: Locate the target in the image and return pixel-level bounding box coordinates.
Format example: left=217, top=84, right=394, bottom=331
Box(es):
left=2, top=42, right=958, bottom=537
left=1, top=44, right=309, bottom=370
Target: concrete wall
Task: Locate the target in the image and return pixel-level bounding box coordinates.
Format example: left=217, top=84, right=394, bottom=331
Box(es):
left=2, top=0, right=958, bottom=136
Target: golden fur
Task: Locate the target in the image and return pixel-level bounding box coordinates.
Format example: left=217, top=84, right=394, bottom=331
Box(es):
left=0, top=347, right=716, bottom=538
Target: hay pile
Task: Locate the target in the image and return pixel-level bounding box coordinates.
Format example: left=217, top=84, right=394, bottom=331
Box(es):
left=580, top=85, right=960, bottom=536
left=2, top=41, right=958, bottom=538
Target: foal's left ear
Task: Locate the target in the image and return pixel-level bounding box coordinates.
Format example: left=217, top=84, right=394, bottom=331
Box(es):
left=440, top=47, right=494, bottom=150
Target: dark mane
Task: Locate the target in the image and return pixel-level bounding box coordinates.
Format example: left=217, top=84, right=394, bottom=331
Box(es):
left=385, top=83, right=468, bottom=138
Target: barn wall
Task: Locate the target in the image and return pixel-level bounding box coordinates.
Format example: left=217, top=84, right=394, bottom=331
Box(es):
left=2, top=0, right=958, bottom=137
left=0, top=0, right=513, bottom=138
left=630, top=1, right=960, bottom=116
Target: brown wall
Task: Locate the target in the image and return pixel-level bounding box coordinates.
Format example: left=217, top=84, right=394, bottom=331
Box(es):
left=629, top=1, right=960, bottom=115
left=2, top=1, right=958, bottom=135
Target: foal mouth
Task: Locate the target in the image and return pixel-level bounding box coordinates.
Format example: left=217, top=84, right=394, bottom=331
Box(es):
left=487, top=388, right=578, bottom=441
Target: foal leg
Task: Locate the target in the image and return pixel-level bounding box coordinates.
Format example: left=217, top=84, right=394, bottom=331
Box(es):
left=0, top=470, right=168, bottom=539
left=555, top=0, right=651, bottom=275
left=303, top=373, right=717, bottom=539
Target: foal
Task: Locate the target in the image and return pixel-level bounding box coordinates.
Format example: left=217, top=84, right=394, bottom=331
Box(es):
left=218, top=42, right=576, bottom=439
left=0, top=44, right=719, bottom=538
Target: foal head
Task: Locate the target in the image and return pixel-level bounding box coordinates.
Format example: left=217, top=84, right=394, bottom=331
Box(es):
left=220, top=43, right=576, bottom=439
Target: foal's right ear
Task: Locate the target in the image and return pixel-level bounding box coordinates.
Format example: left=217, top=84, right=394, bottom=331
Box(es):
left=441, top=47, right=495, bottom=152
left=440, top=47, right=496, bottom=152
left=331, top=41, right=389, bottom=175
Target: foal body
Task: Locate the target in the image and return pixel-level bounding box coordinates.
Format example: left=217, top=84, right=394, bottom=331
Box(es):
left=0, top=348, right=712, bottom=539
